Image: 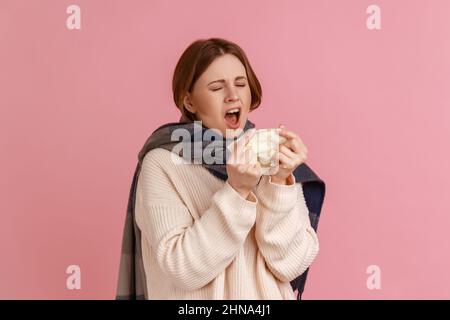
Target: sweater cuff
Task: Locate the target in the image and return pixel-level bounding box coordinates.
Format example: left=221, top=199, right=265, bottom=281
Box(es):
left=255, top=174, right=298, bottom=213
left=223, top=180, right=258, bottom=208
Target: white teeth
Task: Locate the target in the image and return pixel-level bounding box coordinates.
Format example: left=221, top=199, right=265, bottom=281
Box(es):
left=226, top=108, right=240, bottom=114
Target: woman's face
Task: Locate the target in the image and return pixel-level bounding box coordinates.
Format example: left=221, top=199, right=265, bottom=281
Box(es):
left=183, top=54, right=252, bottom=137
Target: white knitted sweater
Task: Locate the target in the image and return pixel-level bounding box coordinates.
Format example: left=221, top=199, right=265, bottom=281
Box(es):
left=135, top=148, right=319, bottom=299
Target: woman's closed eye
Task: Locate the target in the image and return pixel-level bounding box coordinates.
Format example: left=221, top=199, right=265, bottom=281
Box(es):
left=211, top=84, right=246, bottom=91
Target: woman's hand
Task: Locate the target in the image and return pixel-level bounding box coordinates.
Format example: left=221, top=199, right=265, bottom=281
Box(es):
left=226, top=129, right=262, bottom=199
left=270, top=124, right=308, bottom=184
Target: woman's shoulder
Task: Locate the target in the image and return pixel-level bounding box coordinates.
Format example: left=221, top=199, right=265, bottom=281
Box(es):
left=142, top=148, right=172, bottom=167
left=141, top=148, right=189, bottom=172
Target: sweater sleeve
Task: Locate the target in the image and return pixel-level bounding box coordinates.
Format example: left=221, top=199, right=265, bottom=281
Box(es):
left=253, top=174, right=319, bottom=283
left=135, top=150, right=258, bottom=291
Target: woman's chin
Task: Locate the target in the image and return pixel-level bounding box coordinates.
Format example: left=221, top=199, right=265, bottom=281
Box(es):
left=223, top=128, right=247, bottom=140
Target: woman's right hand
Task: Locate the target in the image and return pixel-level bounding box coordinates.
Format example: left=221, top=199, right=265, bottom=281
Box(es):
left=226, top=129, right=262, bottom=199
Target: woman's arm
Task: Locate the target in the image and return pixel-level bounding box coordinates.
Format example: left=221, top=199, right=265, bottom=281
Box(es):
left=136, top=150, right=258, bottom=291
left=253, top=174, right=319, bottom=283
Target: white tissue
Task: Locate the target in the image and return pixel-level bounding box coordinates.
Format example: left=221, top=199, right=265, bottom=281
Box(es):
left=245, top=129, right=286, bottom=174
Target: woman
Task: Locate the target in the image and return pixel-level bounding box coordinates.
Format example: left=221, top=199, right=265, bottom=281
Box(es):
left=116, top=38, right=324, bottom=300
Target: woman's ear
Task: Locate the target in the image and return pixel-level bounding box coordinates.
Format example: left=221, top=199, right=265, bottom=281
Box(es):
left=183, top=92, right=196, bottom=114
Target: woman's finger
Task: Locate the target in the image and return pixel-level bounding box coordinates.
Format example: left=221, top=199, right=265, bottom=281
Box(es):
left=279, top=144, right=297, bottom=159
left=301, top=150, right=308, bottom=162
left=235, top=129, right=256, bottom=152
left=247, top=162, right=261, bottom=176
left=228, top=130, right=255, bottom=164
left=278, top=151, right=296, bottom=169
left=282, top=137, right=304, bottom=155
left=228, top=129, right=253, bottom=159
left=237, top=147, right=256, bottom=166
left=237, top=164, right=248, bottom=173
left=278, top=129, right=304, bottom=146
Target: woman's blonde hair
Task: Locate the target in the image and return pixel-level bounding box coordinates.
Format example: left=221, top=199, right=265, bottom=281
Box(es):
left=172, top=38, right=262, bottom=121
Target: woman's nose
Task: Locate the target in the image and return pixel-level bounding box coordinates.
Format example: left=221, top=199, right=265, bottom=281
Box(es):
left=225, top=95, right=239, bottom=103
left=225, top=86, right=239, bottom=102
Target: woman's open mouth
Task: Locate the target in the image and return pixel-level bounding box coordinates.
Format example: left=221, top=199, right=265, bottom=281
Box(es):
left=224, top=107, right=241, bottom=129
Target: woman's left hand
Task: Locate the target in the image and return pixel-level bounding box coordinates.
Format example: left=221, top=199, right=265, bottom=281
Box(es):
left=270, top=124, right=308, bottom=184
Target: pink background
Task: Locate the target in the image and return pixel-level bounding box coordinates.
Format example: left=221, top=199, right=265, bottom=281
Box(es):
left=1, top=0, right=449, bottom=299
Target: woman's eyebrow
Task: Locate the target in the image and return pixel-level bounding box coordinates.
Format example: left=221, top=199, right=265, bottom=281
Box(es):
left=207, top=76, right=247, bottom=86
